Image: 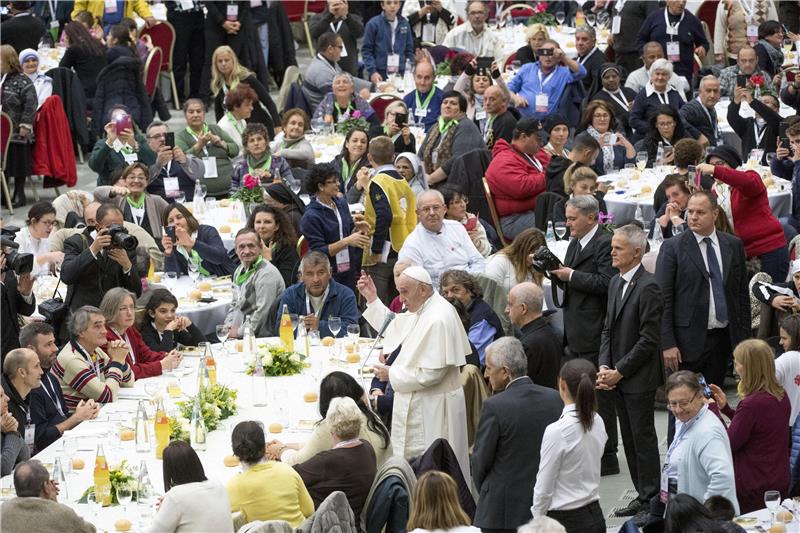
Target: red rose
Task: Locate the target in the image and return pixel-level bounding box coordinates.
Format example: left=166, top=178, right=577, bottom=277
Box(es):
left=749, top=74, right=765, bottom=87
left=243, top=174, right=257, bottom=189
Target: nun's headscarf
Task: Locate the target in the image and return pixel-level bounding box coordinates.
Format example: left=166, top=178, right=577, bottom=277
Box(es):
left=395, top=152, right=428, bottom=192
left=586, top=62, right=624, bottom=102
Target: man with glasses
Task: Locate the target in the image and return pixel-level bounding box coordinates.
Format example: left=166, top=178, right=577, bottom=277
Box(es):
left=145, top=121, right=204, bottom=203
left=442, top=0, right=500, bottom=58
left=309, top=0, right=364, bottom=77
left=398, top=190, right=485, bottom=288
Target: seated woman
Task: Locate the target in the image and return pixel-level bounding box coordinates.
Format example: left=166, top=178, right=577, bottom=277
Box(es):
left=709, top=339, right=790, bottom=514
left=550, top=164, right=609, bottom=224
left=753, top=21, right=785, bottom=79
left=231, top=123, right=295, bottom=193
left=440, top=185, right=491, bottom=257
left=151, top=441, right=234, bottom=533
left=301, top=163, right=370, bottom=292
left=272, top=108, right=315, bottom=170
left=382, top=100, right=416, bottom=154
left=293, top=396, right=378, bottom=518
left=545, top=131, right=600, bottom=197
left=453, top=57, right=510, bottom=123
left=543, top=115, right=571, bottom=160
left=395, top=152, right=427, bottom=198
left=94, top=162, right=170, bottom=242
left=629, top=59, right=686, bottom=141
left=59, top=20, right=107, bottom=102
left=650, top=174, right=690, bottom=240
left=100, top=287, right=181, bottom=379
left=175, top=99, right=238, bottom=198
left=19, top=49, right=52, bottom=109
left=88, top=105, right=156, bottom=186
left=267, top=371, right=393, bottom=467
left=312, top=72, right=382, bottom=138
left=216, top=83, right=258, bottom=161
left=515, top=23, right=549, bottom=65
left=587, top=63, right=637, bottom=138
left=17, top=202, right=63, bottom=278
left=418, top=90, right=485, bottom=175
left=579, top=100, right=635, bottom=175
left=162, top=203, right=236, bottom=277
left=247, top=204, right=300, bottom=288
left=407, top=471, right=479, bottom=533
left=633, top=105, right=687, bottom=168
left=226, top=421, right=314, bottom=527
left=334, top=128, right=370, bottom=201
left=697, top=146, right=788, bottom=282
left=485, top=228, right=546, bottom=294
left=139, top=288, right=206, bottom=352
left=211, top=45, right=280, bottom=139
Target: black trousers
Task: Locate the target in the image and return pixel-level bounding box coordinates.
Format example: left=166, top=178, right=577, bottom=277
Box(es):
left=615, top=389, right=661, bottom=504
left=167, top=10, right=205, bottom=100
left=571, top=350, right=618, bottom=459
left=547, top=501, right=606, bottom=533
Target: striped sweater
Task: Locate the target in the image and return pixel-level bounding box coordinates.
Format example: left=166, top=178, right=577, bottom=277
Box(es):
left=51, top=341, right=134, bottom=413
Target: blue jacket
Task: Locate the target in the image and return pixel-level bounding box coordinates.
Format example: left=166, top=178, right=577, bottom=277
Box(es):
left=362, top=13, right=415, bottom=78
left=506, top=62, right=586, bottom=119
left=770, top=158, right=800, bottom=232
left=403, top=87, right=444, bottom=132
left=467, top=298, right=502, bottom=366
left=635, top=7, right=709, bottom=79
left=164, top=224, right=237, bottom=277
left=300, top=196, right=363, bottom=286
left=274, top=279, right=359, bottom=338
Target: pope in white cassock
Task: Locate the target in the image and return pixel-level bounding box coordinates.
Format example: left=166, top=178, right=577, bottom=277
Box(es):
left=357, top=265, right=472, bottom=483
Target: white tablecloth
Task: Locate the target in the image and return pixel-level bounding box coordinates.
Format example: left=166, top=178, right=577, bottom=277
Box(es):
left=37, top=46, right=64, bottom=73
left=153, top=275, right=232, bottom=337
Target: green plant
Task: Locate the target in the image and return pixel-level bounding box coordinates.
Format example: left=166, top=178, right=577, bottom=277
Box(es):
left=245, top=343, right=307, bottom=377
left=79, top=461, right=136, bottom=505
left=177, top=384, right=238, bottom=432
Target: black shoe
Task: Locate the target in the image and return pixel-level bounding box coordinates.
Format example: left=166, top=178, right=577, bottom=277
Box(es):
left=614, top=499, right=642, bottom=517
left=601, top=455, right=620, bottom=476
left=633, top=506, right=651, bottom=527
left=11, top=189, right=26, bottom=208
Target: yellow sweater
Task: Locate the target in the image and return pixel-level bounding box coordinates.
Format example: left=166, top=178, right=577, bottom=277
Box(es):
left=226, top=461, right=314, bottom=527
left=71, top=0, right=153, bottom=23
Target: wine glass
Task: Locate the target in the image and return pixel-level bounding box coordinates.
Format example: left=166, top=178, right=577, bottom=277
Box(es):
left=586, top=12, right=596, bottom=27
left=163, top=272, right=177, bottom=293
left=346, top=324, right=360, bottom=346
left=87, top=490, right=101, bottom=519
left=766, top=152, right=777, bottom=167
left=216, top=324, right=230, bottom=349
left=556, top=10, right=565, bottom=29
left=597, top=11, right=610, bottom=30
left=671, top=223, right=685, bottom=237
left=144, top=382, right=159, bottom=402
left=636, top=151, right=648, bottom=171
left=175, top=192, right=186, bottom=205
left=188, top=262, right=200, bottom=285
left=765, top=490, right=781, bottom=525
left=289, top=314, right=299, bottom=335
left=554, top=222, right=567, bottom=240
left=328, top=316, right=342, bottom=338
left=117, top=485, right=133, bottom=515
left=64, top=438, right=78, bottom=475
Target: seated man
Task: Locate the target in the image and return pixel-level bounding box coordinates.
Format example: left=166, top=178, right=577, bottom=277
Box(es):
left=678, top=75, right=722, bottom=148
left=481, top=85, right=517, bottom=150
left=624, top=41, right=690, bottom=97
left=304, top=31, right=372, bottom=111
left=1, top=348, right=42, bottom=451
left=718, top=46, right=774, bottom=98
left=485, top=118, right=550, bottom=239
left=0, top=460, right=95, bottom=532
left=402, top=61, right=444, bottom=132
left=650, top=174, right=690, bottom=240
left=442, top=0, right=500, bottom=58
left=1, top=387, right=27, bottom=476
left=146, top=121, right=204, bottom=202
left=52, top=306, right=134, bottom=412
left=398, top=190, right=486, bottom=288
left=274, top=251, right=359, bottom=338
left=227, top=229, right=286, bottom=338
left=506, top=282, right=562, bottom=389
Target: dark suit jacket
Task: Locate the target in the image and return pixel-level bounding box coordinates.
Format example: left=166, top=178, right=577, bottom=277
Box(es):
left=599, top=266, right=664, bottom=394
left=0, top=13, right=46, bottom=53
left=578, top=48, right=609, bottom=91
left=471, top=377, right=563, bottom=530
left=516, top=317, right=562, bottom=389
left=60, top=228, right=142, bottom=311
left=555, top=227, right=615, bottom=354
left=655, top=230, right=750, bottom=363
left=679, top=98, right=720, bottom=146
left=1, top=273, right=35, bottom=359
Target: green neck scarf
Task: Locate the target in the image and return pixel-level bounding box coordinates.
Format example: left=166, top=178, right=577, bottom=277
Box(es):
left=126, top=193, right=145, bottom=209
left=438, top=116, right=458, bottom=135
left=235, top=256, right=263, bottom=285
left=247, top=153, right=272, bottom=175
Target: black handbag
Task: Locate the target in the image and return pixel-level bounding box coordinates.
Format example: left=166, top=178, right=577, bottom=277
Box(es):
left=38, top=277, right=68, bottom=325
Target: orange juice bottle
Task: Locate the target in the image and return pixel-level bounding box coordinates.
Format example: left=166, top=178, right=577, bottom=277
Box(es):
left=205, top=351, right=217, bottom=386
left=93, top=444, right=112, bottom=506
left=154, top=399, right=169, bottom=459
left=279, top=305, right=294, bottom=352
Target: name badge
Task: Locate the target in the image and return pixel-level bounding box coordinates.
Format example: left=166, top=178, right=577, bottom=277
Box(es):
left=666, top=41, right=680, bottom=62
left=226, top=4, right=238, bottom=20
left=24, top=424, right=35, bottom=455
left=123, top=152, right=138, bottom=164
left=104, top=0, right=117, bottom=14
left=250, top=0, right=263, bottom=6
left=164, top=177, right=180, bottom=197
left=340, top=44, right=348, bottom=58
left=535, top=93, right=549, bottom=113
left=612, top=15, right=621, bottom=34
left=475, top=110, right=487, bottom=120
left=422, top=22, right=436, bottom=43
left=414, top=107, right=428, bottom=118
left=202, top=157, right=219, bottom=178
left=387, top=54, right=401, bottom=74
left=747, top=24, right=758, bottom=44
left=659, top=465, right=669, bottom=504
left=179, top=0, right=194, bottom=10
left=335, top=248, right=350, bottom=273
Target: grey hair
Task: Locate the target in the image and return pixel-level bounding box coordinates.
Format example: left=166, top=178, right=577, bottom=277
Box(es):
left=146, top=120, right=169, bottom=133
left=333, top=72, right=354, bottom=85
left=416, top=189, right=445, bottom=205
left=511, top=282, right=543, bottom=313
left=665, top=370, right=703, bottom=395
left=486, top=337, right=528, bottom=379
left=613, top=224, right=647, bottom=255
left=3, top=348, right=34, bottom=377
left=99, top=287, right=136, bottom=325
left=68, top=305, right=104, bottom=337
left=565, top=195, right=599, bottom=218
left=13, top=460, right=50, bottom=498
left=19, top=322, right=54, bottom=350
left=649, top=58, right=673, bottom=77
left=326, top=396, right=362, bottom=440
left=699, top=74, right=719, bottom=90
left=575, top=26, right=596, bottom=41
left=300, top=250, right=332, bottom=273
left=517, top=516, right=567, bottom=533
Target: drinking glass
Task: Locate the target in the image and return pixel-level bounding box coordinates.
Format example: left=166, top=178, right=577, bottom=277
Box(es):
left=328, top=316, right=342, bottom=338
left=188, top=262, right=200, bottom=285
left=175, top=192, right=186, bottom=205
left=216, top=324, right=230, bottom=348
left=144, top=382, right=159, bottom=402
left=636, top=151, right=648, bottom=171
left=163, top=272, right=177, bottom=292
left=765, top=490, right=781, bottom=525
left=117, top=485, right=133, bottom=514
left=766, top=152, right=777, bottom=167
left=554, top=222, right=567, bottom=240
left=556, top=10, right=565, bottom=29
left=87, top=490, right=101, bottom=519
left=289, top=314, right=299, bottom=335
left=671, top=223, right=684, bottom=237
left=346, top=324, right=360, bottom=342
left=597, top=11, right=610, bottom=29
left=586, top=13, right=596, bottom=27
left=64, top=438, right=78, bottom=475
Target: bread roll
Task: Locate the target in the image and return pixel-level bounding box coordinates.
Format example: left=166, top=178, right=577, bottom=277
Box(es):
left=268, top=422, right=283, bottom=434
left=346, top=353, right=361, bottom=364
left=219, top=224, right=232, bottom=233
left=119, top=428, right=134, bottom=441
left=769, top=524, right=785, bottom=533
left=71, top=458, right=85, bottom=470
left=197, top=281, right=212, bottom=291
left=776, top=509, right=793, bottom=523
left=321, top=336, right=335, bottom=347
left=189, top=289, right=203, bottom=300
left=224, top=455, right=240, bottom=467
left=114, top=519, right=132, bottom=532
left=304, top=391, right=318, bottom=403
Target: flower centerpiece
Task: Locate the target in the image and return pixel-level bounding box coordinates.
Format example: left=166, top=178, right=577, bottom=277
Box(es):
left=169, top=415, right=190, bottom=442
left=598, top=211, right=616, bottom=233
left=245, top=342, right=307, bottom=377
left=335, top=109, right=369, bottom=136
left=176, top=383, right=238, bottom=432
left=230, top=173, right=264, bottom=217
left=749, top=74, right=765, bottom=97
left=526, top=2, right=555, bottom=26
left=79, top=460, right=136, bottom=505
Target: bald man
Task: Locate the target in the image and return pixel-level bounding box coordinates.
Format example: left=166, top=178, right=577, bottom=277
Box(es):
left=482, top=85, right=517, bottom=150
left=1, top=348, right=43, bottom=453
left=403, top=61, right=445, bottom=132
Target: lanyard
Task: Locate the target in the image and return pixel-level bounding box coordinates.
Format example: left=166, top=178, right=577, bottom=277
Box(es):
left=334, top=101, right=353, bottom=118
left=698, top=99, right=719, bottom=138
left=438, top=116, right=457, bottom=135
left=73, top=341, right=102, bottom=378
left=330, top=19, right=343, bottom=33
left=317, top=53, right=338, bottom=75
left=537, top=68, right=556, bottom=89
left=664, top=8, right=685, bottom=40
left=754, top=121, right=767, bottom=146
left=126, top=193, right=145, bottom=210
left=415, top=89, right=436, bottom=111
left=578, top=47, right=598, bottom=65
left=603, top=88, right=629, bottom=109
left=40, top=373, right=65, bottom=418
left=248, top=155, right=272, bottom=175
left=483, top=115, right=495, bottom=140
left=739, top=0, right=757, bottom=19
left=305, top=287, right=330, bottom=317
left=226, top=112, right=245, bottom=137
left=186, top=125, right=210, bottom=156
left=236, top=256, right=263, bottom=285
left=665, top=405, right=705, bottom=467
left=524, top=152, right=543, bottom=172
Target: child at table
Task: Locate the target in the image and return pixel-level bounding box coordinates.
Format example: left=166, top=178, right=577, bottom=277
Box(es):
left=140, top=288, right=206, bottom=352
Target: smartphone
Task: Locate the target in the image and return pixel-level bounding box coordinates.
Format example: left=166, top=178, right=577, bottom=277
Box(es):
left=164, top=131, right=175, bottom=148
left=698, top=374, right=713, bottom=399
left=464, top=217, right=478, bottom=231
left=477, top=56, right=493, bottom=71
left=165, top=225, right=176, bottom=240
left=536, top=48, right=554, bottom=56
left=787, top=70, right=797, bottom=83
left=604, top=133, right=617, bottom=146
left=780, top=121, right=790, bottom=146
left=113, top=112, right=132, bottom=133
left=736, top=74, right=748, bottom=88
left=394, top=112, right=408, bottom=127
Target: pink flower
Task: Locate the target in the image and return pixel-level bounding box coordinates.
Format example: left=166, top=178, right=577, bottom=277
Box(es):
left=535, top=2, right=547, bottom=13
left=352, top=110, right=362, bottom=119
left=749, top=74, right=765, bottom=87
left=243, top=174, right=257, bottom=189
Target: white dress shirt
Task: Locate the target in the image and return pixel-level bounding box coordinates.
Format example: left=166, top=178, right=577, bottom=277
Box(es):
left=531, top=404, right=607, bottom=516
left=441, top=23, right=501, bottom=58
left=692, top=230, right=727, bottom=330
left=619, top=263, right=641, bottom=300
left=16, top=226, right=52, bottom=279
left=398, top=219, right=487, bottom=288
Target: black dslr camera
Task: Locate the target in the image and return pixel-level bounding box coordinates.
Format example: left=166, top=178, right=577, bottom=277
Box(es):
left=1, top=227, right=33, bottom=275
left=106, top=224, right=138, bottom=251
left=530, top=245, right=563, bottom=273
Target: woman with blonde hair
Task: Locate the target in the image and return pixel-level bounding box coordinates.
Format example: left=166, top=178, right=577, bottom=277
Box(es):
left=210, top=45, right=280, bottom=139
left=516, top=23, right=550, bottom=65
left=485, top=228, right=546, bottom=293
left=407, top=471, right=478, bottom=533
left=549, top=164, right=608, bottom=225
left=382, top=100, right=416, bottom=153
left=709, top=339, right=790, bottom=513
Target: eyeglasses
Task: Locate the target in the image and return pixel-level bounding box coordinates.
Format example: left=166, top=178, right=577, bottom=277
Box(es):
left=666, top=392, right=699, bottom=411
left=146, top=133, right=165, bottom=139
left=36, top=219, right=56, bottom=226
left=419, top=205, right=445, bottom=213
left=657, top=121, right=675, bottom=127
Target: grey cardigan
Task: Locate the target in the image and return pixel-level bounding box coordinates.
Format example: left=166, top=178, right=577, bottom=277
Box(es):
left=227, top=259, right=286, bottom=337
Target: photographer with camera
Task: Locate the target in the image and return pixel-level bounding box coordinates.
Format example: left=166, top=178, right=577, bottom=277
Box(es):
left=1, top=230, right=35, bottom=359
left=60, top=203, right=142, bottom=314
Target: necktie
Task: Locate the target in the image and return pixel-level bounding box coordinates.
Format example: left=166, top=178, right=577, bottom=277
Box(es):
left=620, top=277, right=627, bottom=300
left=703, top=237, right=728, bottom=323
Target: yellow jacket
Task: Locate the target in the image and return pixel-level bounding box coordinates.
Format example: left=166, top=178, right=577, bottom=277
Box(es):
left=364, top=171, right=417, bottom=254
left=226, top=462, right=314, bottom=526
left=71, top=0, right=153, bottom=23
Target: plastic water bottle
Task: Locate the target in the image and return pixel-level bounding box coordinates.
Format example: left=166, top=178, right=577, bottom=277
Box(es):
left=634, top=204, right=645, bottom=226
left=242, top=316, right=254, bottom=358
left=251, top=352, right=267, bottom=407
left=402, top=60, right=414, bottom=92
left=546, top=220, right=555, bottom=242
left=655, top=141, right=664, bottom=167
